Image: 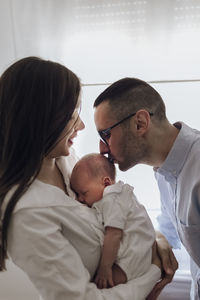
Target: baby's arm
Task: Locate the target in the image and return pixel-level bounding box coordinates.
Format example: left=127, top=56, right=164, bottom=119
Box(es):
left=94, top=226, right=125, bottom=289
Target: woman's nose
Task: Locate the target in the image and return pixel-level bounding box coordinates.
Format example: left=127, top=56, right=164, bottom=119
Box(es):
left=99, top=139, right=109, bottom=154
left=77, top=117, right=85, bottom=131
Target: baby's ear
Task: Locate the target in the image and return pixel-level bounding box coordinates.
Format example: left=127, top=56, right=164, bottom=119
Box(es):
left=103, top=176, right=112, bottom=187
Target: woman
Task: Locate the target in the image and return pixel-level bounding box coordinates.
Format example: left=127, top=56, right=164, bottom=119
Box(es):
left=0, top=57, right=161, bottom=300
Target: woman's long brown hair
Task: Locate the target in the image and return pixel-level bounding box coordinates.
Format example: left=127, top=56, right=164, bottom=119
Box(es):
left=0, top=56, right=80, bottom=270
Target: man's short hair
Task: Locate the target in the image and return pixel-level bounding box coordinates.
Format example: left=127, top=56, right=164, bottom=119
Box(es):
left=94, top=77, right=166, bottom=121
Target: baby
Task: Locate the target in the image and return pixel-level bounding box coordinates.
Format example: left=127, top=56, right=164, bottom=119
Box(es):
left=70, top=153, right=155, bottom=289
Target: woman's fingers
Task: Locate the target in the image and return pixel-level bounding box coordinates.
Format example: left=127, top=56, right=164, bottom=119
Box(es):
left=156, top=232, right=178, bottom=276
left=148, top=235, right=179, bottom=299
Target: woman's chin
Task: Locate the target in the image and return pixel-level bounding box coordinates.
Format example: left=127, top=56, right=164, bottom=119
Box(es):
left=58, top=147, right=70, bottom=157
left=64, top=149, right=70, bottom=156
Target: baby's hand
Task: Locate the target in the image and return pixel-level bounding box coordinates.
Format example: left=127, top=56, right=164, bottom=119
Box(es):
left=94, top=266, right=114, bottom=289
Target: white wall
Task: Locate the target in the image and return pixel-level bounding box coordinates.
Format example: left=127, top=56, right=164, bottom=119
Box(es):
left=0, top=0, right=16, bottom=73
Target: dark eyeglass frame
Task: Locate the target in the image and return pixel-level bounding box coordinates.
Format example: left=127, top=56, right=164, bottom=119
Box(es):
left=98, top=111, right=154, bottom=144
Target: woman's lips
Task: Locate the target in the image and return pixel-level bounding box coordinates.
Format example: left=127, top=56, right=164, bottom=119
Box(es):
left=68, top=134, right=77, bottom=145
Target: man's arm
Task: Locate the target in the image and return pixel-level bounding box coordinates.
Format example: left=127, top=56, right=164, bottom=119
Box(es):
left=94, top=226, right=123, bottom=288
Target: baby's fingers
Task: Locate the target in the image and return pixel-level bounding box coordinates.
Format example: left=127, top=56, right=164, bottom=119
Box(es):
left=108, top=277, right=114, bottom=288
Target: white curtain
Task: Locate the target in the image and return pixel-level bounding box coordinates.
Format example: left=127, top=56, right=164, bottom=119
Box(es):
left=1, top=0, right=200, bottom=82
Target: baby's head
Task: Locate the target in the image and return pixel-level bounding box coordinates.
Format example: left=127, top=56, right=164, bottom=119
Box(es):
left=70, top=153, right=116, bottom=207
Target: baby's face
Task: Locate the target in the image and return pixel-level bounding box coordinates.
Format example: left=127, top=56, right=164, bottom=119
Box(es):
left=70, top=167, right=104, bottom=207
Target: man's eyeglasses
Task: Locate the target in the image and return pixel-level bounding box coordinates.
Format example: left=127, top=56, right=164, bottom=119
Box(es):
left=98, top=111, right=153, bottom=143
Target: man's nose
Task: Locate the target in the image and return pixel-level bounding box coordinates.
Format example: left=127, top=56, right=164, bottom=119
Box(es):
left=99, top=139, right=109, bottom=154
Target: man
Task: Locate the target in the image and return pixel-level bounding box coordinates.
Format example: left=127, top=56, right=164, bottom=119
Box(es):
left=93, top=77, right=200, bottom=299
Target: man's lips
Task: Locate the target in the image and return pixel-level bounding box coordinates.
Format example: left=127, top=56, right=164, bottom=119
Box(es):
left=104, top=153, right=116, bottom=164
left=108, top=155, right=115, bottom=163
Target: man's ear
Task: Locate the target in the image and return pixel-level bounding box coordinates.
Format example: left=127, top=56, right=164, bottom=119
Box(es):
left=134, top=110, right=151, bottom=135
left=103, top=176, right=112, bottom=187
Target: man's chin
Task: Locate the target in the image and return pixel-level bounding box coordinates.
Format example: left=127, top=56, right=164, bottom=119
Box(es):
left=118, top=165, right=129, bottom=172
left=118, top=161, right=137, bottom=171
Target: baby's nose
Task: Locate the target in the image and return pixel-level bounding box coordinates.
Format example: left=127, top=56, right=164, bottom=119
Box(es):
left=78, top=195, right=85, bottom=204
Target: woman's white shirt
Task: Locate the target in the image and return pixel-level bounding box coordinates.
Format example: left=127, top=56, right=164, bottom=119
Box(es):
left=5, top=149, right=161, bottom=300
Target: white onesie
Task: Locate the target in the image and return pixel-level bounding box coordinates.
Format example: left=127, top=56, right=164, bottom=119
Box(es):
left=92, top=181, right=155, bottom=280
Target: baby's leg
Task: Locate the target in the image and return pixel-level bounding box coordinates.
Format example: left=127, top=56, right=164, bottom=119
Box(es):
left=112, top=264, right=127, bottom=286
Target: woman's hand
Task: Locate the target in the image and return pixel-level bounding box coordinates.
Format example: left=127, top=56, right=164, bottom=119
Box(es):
left=147, top=233, right=178, bottom=300
left=156, top=232, right=178, bottom=286
left=151, top=241, right=162, bottom=270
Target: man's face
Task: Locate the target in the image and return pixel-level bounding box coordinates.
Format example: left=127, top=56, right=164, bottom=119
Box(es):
left=94, top=101, right=148, bottom=171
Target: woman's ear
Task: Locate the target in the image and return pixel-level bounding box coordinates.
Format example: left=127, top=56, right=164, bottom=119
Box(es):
left=103, top=176, right=112, bottom=187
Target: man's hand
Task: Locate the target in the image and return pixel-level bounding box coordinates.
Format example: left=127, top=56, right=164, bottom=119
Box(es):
left=147, top=232, right=178, bottom=299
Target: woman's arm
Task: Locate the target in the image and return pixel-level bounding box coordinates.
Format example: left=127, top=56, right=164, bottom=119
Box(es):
left=156, top=231, right=178, bottom=277
left=146, top=232, right=178, bottom=299
left=8, top=207, right=161, bottom=300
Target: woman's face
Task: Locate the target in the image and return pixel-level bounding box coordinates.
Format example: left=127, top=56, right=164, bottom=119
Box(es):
left=48, top=102, right=85, bottom=158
